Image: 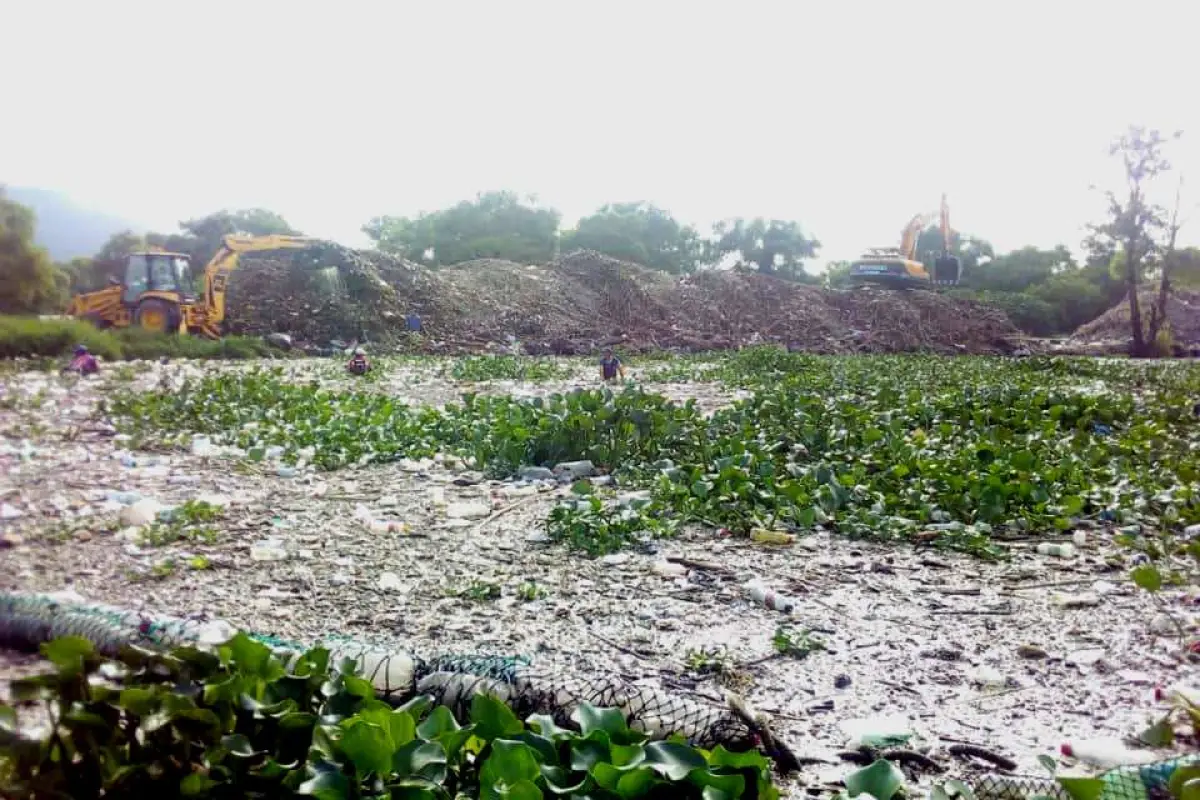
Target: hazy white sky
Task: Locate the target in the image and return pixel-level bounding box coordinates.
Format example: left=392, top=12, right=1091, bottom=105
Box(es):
left=2, top=0, right=1197, bottom=265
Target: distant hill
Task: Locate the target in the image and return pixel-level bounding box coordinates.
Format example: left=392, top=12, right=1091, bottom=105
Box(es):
left=3, top=186, right=142, bottom=261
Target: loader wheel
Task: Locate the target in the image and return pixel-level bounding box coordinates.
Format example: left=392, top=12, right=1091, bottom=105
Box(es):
left=135, top=298, right=181, bottom=334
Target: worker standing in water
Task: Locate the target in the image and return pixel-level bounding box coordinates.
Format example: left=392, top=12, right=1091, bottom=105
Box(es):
left=599, top=348, right=625, bottom=384
left=62, top=345, right=99, bottom=376
left=346, top=348, right=371, bottom=376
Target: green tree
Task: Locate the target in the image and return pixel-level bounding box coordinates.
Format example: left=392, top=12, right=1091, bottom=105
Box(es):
left=961, top=245, right=1072, bottom=293
left=364, top=191, right=561, bottom=266
left=710, top=218, right=820, bottom=279
left=1086, top=126, right=1181, bottom=356
left=153, top=208, right=300, bottom=268
left=72, top=230, right=148, bottom=291
left=561, top=202, right=704, bottom=273
left=1168, top=247, right=1200, bottom=288
left=822, top=260, right=854, bottom=288
left=0, top=188, right=67, bottom=314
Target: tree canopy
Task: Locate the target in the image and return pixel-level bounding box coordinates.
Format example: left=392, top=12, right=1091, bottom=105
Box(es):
left=710, top=218, right=820, bottom=279
left=561, top=203, right=703, bottom=274
left=364, top=191, right=560, bottom=266
left=0, top=188, right=66, bottom=314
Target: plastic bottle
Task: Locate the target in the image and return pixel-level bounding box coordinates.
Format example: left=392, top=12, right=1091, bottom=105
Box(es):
left=1037, top=542, right=1077, bottom=557
left=1060, top=738, right=1158, bottom=768
left=750, top=528, right=795, bottom=545
left=747, top=580, right=800, bottom=613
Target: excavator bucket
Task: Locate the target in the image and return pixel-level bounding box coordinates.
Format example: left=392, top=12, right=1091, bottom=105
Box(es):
left=933, top=254, right=961, bottom=285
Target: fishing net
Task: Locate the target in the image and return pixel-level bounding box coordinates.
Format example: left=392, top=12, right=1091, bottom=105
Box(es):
left=2, top=591, right=1192, bottom=786
left=0, top=592, right=758, bottom=757
left=971, top=757, right=1198, bottom=800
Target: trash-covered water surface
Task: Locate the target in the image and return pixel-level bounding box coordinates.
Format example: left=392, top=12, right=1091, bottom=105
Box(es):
left=1, top=354, right=1198, bottom=797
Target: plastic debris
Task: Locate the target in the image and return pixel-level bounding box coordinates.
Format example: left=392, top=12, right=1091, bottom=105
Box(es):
left=750, top=528, right=795, bottom=546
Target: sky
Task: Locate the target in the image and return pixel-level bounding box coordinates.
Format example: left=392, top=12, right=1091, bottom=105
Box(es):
left=2, top=0, right=1197, bottom=268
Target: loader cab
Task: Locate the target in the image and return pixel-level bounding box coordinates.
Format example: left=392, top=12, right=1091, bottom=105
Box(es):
left=122, top=252, right=192, bottom=304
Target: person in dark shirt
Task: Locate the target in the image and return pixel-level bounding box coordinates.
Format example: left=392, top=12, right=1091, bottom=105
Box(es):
left=599, top=349, right=625, bottom=383
left=63, top=345, right=99, bottom=376
left=346, top=348, right=371, bottom=375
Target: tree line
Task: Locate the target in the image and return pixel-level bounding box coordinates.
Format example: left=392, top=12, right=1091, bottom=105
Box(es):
left=1, top=126, right=1192, bottom=347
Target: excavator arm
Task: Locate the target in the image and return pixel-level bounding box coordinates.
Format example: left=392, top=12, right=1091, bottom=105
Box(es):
left=899, top=213, right=935, bottom=261
left=198, top=234, right=316, bottom=334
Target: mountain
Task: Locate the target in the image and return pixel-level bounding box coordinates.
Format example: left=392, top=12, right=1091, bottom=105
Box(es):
left=3, top=186, right=143, bottom=261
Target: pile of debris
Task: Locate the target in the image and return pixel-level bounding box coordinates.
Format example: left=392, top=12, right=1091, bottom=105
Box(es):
left=222, top=244, right=1024, bottom=355
left=1068, top=289, right=1200, bottom=355
left=223, top=244, right=450, bottom=344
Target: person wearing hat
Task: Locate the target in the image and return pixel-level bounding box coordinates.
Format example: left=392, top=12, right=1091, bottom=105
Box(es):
left=346, top=347, right=371, bottom=376
left=63, top=345, right=99, bottom=376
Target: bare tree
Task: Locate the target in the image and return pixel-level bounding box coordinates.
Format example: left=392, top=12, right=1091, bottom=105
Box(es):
left=1086, top=127, right=1180, bottom=357
left=1147, top=178, right=1185, bottom=351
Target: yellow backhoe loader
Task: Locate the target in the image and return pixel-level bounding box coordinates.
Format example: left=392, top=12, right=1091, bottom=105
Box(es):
left=67, top=234, right=316, bottom=338
left=849, top=194, right=961, bottom=289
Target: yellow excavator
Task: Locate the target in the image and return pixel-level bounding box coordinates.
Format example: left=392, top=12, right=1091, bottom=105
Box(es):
left=848, top=194, right=961, bottom=289
left=67, top=234, right=317, bottom=338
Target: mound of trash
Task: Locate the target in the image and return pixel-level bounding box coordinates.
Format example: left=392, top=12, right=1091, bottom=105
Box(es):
left=223, top=244, right=1024, bottom=354
left=1071, top=289, right=1200, bottom=352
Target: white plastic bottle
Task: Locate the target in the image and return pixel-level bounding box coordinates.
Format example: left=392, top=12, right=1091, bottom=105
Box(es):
left=1060, top=738, right=1158, bottom=768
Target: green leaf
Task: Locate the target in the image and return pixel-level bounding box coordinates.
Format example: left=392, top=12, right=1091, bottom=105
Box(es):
left=361, top=706, right=417, bottom=749
left=481, top=740, right=541, bottom=800
left=541, top=764, right=588, bottom=795
left=1131, top=564, right=1163, bottom=592
left=341, top=719, right=394, bottom=776
left=610, top=742, right=647, bottom=769
left=180, top=773, right=219, bottom=795
left=707, top=745, right=769, bottom=771
left=1137, top=715, right=1175, bottom=747
left=643, top=741, right=707, bottom=781
left=41, top=636, right=95, bottom=671
left=499, top=779, right=543, bottom=800
left=1178, top=779, right=1200, bottom=800
left=845, top=759, right=905, bottom=800
left=221, top=733, right=259, bottom=758
left=298, top=767, right=352, bottom=799
left=574, top=704, right=633, bottom=740
left=1056, top=777, right=1106, bottom=800
left=1169, top=768, right=1200, bottom=800
left=571, top=733, right=612, bottom=771
left=226, top=632, right=273, bottom=677
left=418, top=706, right=461, bottom=739
left=387, top=778, right=450, bottom=800
left=614, top=765, right=663, bottom=797
left=1037, top=755, right=1058, bottom=775
left=470, top=693, right=524, bottom=742
left=691, top=769, right=747, bottom=800
left=1011, top=450, right=1035, bottom=471
left=393, top=740, right=448, bottom=783
left=526, top=713, right=570, bottom=740
left=118, top=687, right=160, bottom=716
